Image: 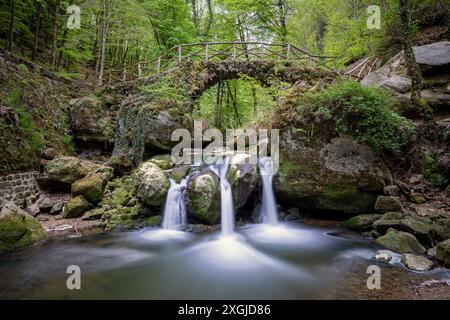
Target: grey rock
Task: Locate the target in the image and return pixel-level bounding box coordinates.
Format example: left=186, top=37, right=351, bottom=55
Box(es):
left=401, top=254, right=434, bottom=271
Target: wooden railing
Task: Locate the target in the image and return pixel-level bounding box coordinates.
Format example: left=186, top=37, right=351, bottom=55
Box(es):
left=105, top=41, right=337, bottom=84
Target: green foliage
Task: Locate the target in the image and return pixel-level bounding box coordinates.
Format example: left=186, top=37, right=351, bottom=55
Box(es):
left=294, top=80, right=416, bottom=155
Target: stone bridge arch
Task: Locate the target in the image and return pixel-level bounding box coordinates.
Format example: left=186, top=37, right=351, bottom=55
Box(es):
left=110, top=60, right=336, bottom=171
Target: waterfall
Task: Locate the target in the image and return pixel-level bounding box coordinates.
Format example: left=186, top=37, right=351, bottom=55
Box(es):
left=162, top=177, right=187, bottom=230
left=216, top=157, right=235, bottom=236
left=259, top=157, right=279, bottom=225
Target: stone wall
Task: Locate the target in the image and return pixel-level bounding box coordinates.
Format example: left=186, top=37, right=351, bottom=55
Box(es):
left=0, top=171, right=40, bottom=208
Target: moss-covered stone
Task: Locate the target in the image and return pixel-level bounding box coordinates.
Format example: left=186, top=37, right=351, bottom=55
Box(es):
left=63, top=195, right=91, bottom=218
left=71, top=172, right=110, bottom=204
left=374, top=196, right=402, bottom=213
left=375, top=228, right=426, bottom=254
left=436, top=239, right=450, bottom=267
left=146, top=215, right=163, bottom=227
left=185, top=170, right=220, bottom=224
left=149, top=154, right=172, bottom=170
left=46, top=156, right=113, bottom=186
left=342, top=214, right=382, bottom=231
left=172, top=166, right=191, bottom=183
left=134, top=161, right=169, bottom=207
left=0, top=200, right=47, bottom=253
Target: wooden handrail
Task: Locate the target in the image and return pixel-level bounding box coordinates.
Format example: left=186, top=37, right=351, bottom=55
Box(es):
left=105, top=41, right=337, bottom=83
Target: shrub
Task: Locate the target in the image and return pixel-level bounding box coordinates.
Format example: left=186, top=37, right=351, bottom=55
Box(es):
left=293, top=80, right=416, bottom=155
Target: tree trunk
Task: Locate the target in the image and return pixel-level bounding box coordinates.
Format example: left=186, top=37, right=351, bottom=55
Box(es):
left=215, top=81, right=222, bottom=128
left=51, top=0, right=60, bottom=69
left=57, top=28, right=68, bottom=68
left=277, top=0, right=287, bottom=43
left=399, top=0, right=433, bottom=121
left=7, top=0, right=16, bottom=52
left=32, top=3, right=42, bottom=60
left=98, top=0, right=110, bottom=87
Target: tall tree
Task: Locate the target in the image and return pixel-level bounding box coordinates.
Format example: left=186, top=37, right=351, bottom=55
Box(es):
left=32, top=1, right=43, bottom=60
left=50, top=0, right=60, bottom=68
left=98, top=0, right=112, bottom=86
left=399, top=0, right=433, bottom=121
left=7, top=0, right=15, bottom=52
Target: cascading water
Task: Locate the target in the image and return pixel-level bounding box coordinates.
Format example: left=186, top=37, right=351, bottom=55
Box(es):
left=161, top=177, right=188, bottom=230
left=218, top=157, right=235, bottom=236
left=259, top=156, right=279, bottom=225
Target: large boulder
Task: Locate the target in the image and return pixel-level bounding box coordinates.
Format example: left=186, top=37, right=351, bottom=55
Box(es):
left=69, top=96, right=115, bottom=144
left=45, top=157, right=113, bottom=187
left=63, top=195, right=91, bottom=218
left=0, top=198, right=47, bottom=253
left=342, top=214, right=382, bottom=231
left=71, top=172, right=111, bottom=204
left=134, top=161, right=170, bottom=207
left=228, top=161, right=259, bottom=210
left=362, top=41, right=450, bottom=112
left=401, top=254, right=434, bottom=271
left=275, top=135, right=390, bottom=214
left=375, top=228, right=426, bottom=254
left=436, top=239, right=450, bottom=267
left=185, top=170, right=220, bottom=224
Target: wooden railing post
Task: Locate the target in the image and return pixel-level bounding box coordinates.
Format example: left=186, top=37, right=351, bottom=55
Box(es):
left=157, top=57, right=161, bottom=74
left=178, top=45, right=182, bottom=64
left=260, top=44, right=265, bottom=60
left=205, top=43, right=209, bottom=62
left=286, top=44, right=291, bottom=61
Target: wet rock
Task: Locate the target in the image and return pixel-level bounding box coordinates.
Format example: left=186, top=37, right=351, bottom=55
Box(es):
left=63, top=196, right=91, bottom=219
left=374, top=196, right=402, bottom=213
left=373, top=219, right=402, bottom=234
left=134, top=161, right=170, bottom=207
left=45, top=157, right=113, bottom=187
left=401, top=254, right=434, bottom=271
left=38, top=197, right=53, bottom=213
left=374, top=250, right=392, bottom=262
left=71, top=172, right=110, bottom=204
left=185, top=170, right=220, bottom=225
left=285, top=207, right=302, bottom=221
left=146, top=215, right=163, bottom=227
left=399, top=218, right=433, bottom=245
left=228, top=161, right=259, bottom=210
left=251, top=204, right=263, bottom=223
left=0, top=198, right=47, bottom=253
left=342, top=214, right=382, bottom=232
left=428, top=246, right=437, bottom=257
left=50, top=202, right=64, bottom=215
left=436, top=239, right=450, bottom=267
left=186, top=224, right=210, bottom=233
left=375, top=228, right=426, bottom=254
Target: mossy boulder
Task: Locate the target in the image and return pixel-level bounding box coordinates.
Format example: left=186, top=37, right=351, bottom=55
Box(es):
left=103, top=205, right=142, bottom=231
left=275, top=136, right=390, bottom=214
left=375, top=228, right=426, bottom=254
left=373, top=219, right=402, bottom=234
left=228, top=162, right=259, bottom=210
left=185, top=170, right=220, bottom=224
left=46, top=156, right=113, bottom=187
left=146, top=215, right=163, bottom=227
left=71, top=172, right=110, bottom=204
left=134, top=161, right=170, bottom=207
left=342, top=214, right=382, bottom=231
left=401, top=254, right=434, bottom=271
left=63, top=195, right=91, bottom=218
left=436, top=239, right=450, bottom=267
left=374, top=196, right=402, bottom=213
left=149, top=154, right=172, bottom=170
left=0, top=198, right=47, bottom=253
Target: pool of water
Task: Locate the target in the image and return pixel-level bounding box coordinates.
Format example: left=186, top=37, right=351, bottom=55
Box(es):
left=0, top=221, right=449, bottom=299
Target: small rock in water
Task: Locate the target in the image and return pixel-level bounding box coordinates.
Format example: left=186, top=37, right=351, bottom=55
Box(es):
left=428, top=246, right=437, bottom=257
left=374, top=250, right=392, bottom=262
left=39, top=197, right=53, bottom=213
left=50, top=202, right=64, bottom=215
left=401, top=253, right=434, bottom=271
left=186, top=224, right=209, bottom=233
